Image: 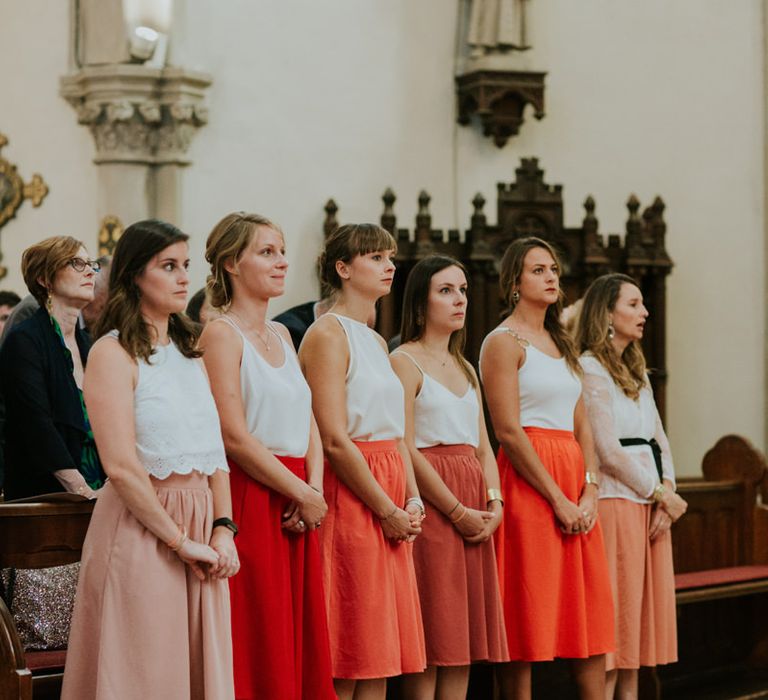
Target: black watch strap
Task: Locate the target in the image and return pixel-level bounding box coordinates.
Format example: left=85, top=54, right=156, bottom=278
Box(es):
left=212, top=517, right=238, bottom=537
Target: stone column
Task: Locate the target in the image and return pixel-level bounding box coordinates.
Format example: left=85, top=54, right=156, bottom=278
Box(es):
left=60, top=64, right=211, bottom=236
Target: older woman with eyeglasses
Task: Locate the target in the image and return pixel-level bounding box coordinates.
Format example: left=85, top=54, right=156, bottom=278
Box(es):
left=0, top=236, right=105, bottom=500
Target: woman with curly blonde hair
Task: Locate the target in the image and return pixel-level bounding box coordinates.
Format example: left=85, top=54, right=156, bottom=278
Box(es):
left=576, top=273, right=685, bottom=700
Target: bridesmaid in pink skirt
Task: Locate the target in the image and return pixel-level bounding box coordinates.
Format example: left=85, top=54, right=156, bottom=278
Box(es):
left=62, top=220, right=238, bottom=700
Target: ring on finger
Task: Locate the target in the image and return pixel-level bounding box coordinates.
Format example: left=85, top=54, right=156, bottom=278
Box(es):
left=297, top=519, right=306, bottom=529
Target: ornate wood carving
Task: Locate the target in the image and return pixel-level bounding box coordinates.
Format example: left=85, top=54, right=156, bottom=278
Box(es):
left=0, top=133, right=49, bottom=280
left=456, top=69, right=546, bottom=147
left=323, top=157, right=674, bottom=419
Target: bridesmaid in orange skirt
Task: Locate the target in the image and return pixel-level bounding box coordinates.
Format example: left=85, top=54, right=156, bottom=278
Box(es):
left=480, top=237, right=614, bottom=700
left=391, top=255, right=509, bottom=700
left=300, top=223, right=427, bottom=700
left=200, top=212, right=335, bottom=700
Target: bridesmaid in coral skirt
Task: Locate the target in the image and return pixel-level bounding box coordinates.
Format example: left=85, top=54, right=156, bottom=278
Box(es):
left=200, top=212, right=335, bottom=700
left=62, top=220, right=238, bottom=700
left=391, top=254, right=509, bottom=700
left=480, top=237, right=614, bottom=700
left=300, top=223, right=426, bottom=700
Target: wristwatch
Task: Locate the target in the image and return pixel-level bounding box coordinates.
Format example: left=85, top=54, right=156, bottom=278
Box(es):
left=212, top=517, right=239, bottom=537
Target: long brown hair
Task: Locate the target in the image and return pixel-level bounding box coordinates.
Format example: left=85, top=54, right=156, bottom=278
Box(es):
left=575, top=273, right=647, bottom=399
left=400, top=255, right=476, bottom=387
left=499, top=236, right=581, bottom=375
left=94, top=219, right=200, bottom=362
left=319, top=223, right=397, bottom=291
left=205, top=212, right=282, bottom=309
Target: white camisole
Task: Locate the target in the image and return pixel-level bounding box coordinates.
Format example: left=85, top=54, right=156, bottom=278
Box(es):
left=481, top=328, right=582, bottom=432
left=330, top=313, right=405, bottom=441
left=392, top=350, right=480, bottom=448
left=113, top=333, right=228, bottom=479
left=219, top=317, right=311, bottom=457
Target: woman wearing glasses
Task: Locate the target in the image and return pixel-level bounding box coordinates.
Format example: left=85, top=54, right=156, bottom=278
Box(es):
left=0, top=236, right=105, bottom=499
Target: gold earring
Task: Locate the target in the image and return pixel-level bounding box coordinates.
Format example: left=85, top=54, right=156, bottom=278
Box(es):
left=45, top=289, right=53, bottom=314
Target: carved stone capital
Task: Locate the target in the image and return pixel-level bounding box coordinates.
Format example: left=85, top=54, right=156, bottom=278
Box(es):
left=60, top=65, right=212, bottom=165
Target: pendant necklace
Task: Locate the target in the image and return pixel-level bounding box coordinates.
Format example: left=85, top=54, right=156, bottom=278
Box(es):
left=228, top=310, right=272, bottom=351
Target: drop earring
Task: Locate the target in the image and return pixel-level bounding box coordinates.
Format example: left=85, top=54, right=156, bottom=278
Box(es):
left=608, top=322, right=615, bottom=340
left=512, top=290, right=520, bottom=304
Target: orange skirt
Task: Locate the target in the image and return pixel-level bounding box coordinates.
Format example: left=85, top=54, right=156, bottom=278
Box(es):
left=319, top=440, right=426, bottom=679
left=413, top=444, right=509, bottom=666
left=599, top=499, right=677, bottom=670
left=495, top=427, right=615, bottom=661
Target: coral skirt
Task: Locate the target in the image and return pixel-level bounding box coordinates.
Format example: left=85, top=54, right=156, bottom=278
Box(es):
left=414, top=444, right=509, bottom=666
left=495, top=427, right=615, bottom=661
left=228, top=456, right=335, bottom=700
left=599, top=498, right=677, bottom=670
left=319, top=439, right=426, bottom=679
left=62, top=472, right=234, bottom=700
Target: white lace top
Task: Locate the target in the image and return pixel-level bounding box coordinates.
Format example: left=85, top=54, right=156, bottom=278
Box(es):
left=481, top=328, right=582, bottom=432
left=330, top=313, right=405, bottom=441
left=116, top=334, right=228, bottom=479
left=218, top=317, right=311, bottom=457
left=391, top=350, right=480, bottom=448
left=580, top=354, right=675, bottom=503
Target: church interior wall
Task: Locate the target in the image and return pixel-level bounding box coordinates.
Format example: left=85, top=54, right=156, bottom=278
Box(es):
left=0, top=0, right=764, bottom=476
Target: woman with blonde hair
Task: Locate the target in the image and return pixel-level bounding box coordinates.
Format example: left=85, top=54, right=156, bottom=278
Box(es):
left=480, top=236, right=614, bottom=700
left=0, top=236, right=105, bottom=499
left=62, top=220, right=237, bottom=699
left=300, top=223, right=426, bottom=700
left=391, top=254, right=509, bottom=700
left=576, top=273, right=685, bottom=700
left=200, top=212, right=335, bottom=699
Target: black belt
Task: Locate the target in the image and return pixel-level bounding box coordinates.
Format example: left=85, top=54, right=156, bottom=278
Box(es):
left=619, top=437, right=663, bottom=481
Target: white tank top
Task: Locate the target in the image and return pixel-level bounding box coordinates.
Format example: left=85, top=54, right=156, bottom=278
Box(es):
left=330, top=313, right=405, bottom=441
left=392, top=350, right=480, bottom=448
left=482, top=328, right=582, bottom=432
left=218, top=317, right=311, bottom=457
left=110, top=333, right=228, bottom=480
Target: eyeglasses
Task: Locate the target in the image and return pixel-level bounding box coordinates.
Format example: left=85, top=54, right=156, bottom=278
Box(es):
left=67, top=258, right=101, bottom=273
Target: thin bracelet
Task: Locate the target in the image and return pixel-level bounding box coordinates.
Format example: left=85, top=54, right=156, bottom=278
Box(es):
left=379, top=504, right=398, bottom=521
left=447, top=500, right=461, bottom=517
left=405, top=496, right=425, bottom=513
left=450, top=504, right=468, bottom=524
left=167, top=525, right=188, bottom=551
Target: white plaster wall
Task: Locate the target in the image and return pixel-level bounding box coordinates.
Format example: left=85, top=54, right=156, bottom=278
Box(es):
left=1, top=0, right=763, bottom=475
left=0, top=0, right=99, bottom=293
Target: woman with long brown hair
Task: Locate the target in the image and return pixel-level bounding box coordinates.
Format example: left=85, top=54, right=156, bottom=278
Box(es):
left=576, top=273, right=685, bottom=700
left=300, top=223, right=426, bottom=700
left=391, top=254, right=508, bottom=700
left=200, top=212, right=335, bottom=700
left=480, top=236, right=614, bottom=700
left=62, top=220, right=237, bottom=699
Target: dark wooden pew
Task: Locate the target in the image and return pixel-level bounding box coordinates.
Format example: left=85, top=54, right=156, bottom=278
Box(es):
left=0, top=494, right=94, bottom=700
left=653, top=435, right=768, bottom=699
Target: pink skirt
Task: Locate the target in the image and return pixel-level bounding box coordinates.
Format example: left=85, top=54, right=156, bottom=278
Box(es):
left=62, top=473, right=234, bottom=700
left=599, top=498, right=677, bottom=670
left=413, top=444, right=508, bottom=666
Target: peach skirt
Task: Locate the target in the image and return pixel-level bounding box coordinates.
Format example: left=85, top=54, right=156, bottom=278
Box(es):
left=319, top=440, right=426, bottom=679
left=61, top=473, right=234, bottom=700
left=599, top=498, right=677, bottom=670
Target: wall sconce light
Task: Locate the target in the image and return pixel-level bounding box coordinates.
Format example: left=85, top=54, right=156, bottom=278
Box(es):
left=129, top=25, right=159, bottom=62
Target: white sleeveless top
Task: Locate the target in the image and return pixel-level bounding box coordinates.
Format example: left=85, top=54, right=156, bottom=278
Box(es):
left=219, top=317, right=311, bottom=457
left=330, top=313, right=405, bottom=441
left=481, top=328, right=582, bottom=432
left=110, top=333, right=228, bottom=479
left=392, top=350, right=480, bottom=448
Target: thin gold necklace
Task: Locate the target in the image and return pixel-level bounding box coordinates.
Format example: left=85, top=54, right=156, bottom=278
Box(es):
left=228, top=310, right=273, bottom=351
left=417, top=341, right=452, bottom=368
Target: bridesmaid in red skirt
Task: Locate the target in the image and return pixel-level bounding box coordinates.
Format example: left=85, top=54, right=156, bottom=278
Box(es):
left=300, top=223, right=426, bottom=700
left=391, top=255, right=509, bottom=700
left=480, top=237, right=614, bottom=700
left=200, top=212, right=335, bottom=700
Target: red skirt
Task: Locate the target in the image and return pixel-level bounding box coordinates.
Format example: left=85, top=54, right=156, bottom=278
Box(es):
left=228, top=456, right=335, bottom=700
left=494, top=427, right=615, bottom=661
left=319, top=440, right=426, bottom=679
left=413, top=444, right=509, bottom=666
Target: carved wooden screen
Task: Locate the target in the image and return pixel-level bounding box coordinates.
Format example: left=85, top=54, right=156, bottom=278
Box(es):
left=323, top=158, right=673, bottom=419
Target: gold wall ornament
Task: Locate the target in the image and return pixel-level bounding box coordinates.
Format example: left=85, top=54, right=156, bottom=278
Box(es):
left=0, top=133, right=50, bottom=278
left=98, top=215, right=124, bottom=255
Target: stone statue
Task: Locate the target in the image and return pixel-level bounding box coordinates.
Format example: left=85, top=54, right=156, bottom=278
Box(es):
left=467, top=0, right=529, bottom=56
